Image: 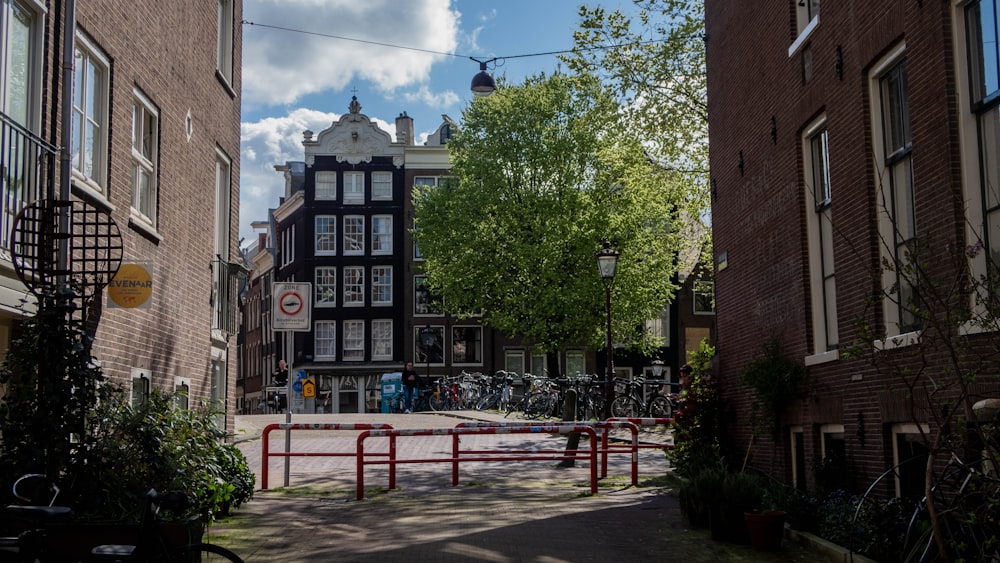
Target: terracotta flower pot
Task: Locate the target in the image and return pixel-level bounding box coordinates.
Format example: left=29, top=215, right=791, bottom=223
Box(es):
left=744, top=510, right=786, bottom=551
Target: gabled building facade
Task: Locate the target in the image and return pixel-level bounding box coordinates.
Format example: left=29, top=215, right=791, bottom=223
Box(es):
left=1, top=0, right=244, bottom=430
left=706, top=0, right=1000, bottom=495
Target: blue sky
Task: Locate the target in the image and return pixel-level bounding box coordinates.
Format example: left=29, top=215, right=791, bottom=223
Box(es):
left=238, top=0, right=640, bottom=245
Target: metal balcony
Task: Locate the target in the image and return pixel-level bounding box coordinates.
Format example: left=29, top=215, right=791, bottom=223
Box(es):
left=0, top=112, right=57, bottom=259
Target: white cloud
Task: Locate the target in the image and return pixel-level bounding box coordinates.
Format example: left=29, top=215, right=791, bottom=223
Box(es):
left=402, top=86, right=461, bottom=110
left=242, top=0, right=460, bottom=107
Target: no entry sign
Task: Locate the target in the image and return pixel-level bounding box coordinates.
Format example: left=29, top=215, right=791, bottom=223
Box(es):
left=273, top=282, right=312, bottom=331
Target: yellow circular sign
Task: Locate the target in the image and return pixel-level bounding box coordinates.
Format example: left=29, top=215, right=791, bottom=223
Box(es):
left=108, top=263, right=153, bottom=308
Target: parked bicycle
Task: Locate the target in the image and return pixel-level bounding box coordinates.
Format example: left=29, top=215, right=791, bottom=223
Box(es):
left=475, top=371, right=514, bottom=411
left=610, top=376, right=679, bottom=419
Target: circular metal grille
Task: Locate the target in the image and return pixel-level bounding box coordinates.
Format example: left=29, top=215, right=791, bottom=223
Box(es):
left=10, top=199, right=123, bottom=300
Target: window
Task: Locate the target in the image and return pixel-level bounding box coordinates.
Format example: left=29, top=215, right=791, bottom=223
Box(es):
left=131, top=89, right=159, bottom=228
left=130, top=368, right=150, bottom=407
left=412, top=221, right=424, bottom=260
left=693, top=281, right=715, bottom=314
left=645, top=306, right=670, bottom=346
left=452, top=326, right=483, bottom=365
left=565, top=350, right=585, bottom=376
left=371, top=266, right=392, bottom=305
left=215, top=150, right=232, bottom=259
left=892, top=423, right=930, bottom=500
left=315, top=320, right=336, bottom=358
left=372, top=215, right=392, bottom=255
left=343, top=320, right=364, bottom=361
left=315, top=171, right=337, bottom=200
left=797, top=0, right=820, bottom=30
left=372, top=171, right=392, bottom=200
left=174, top=378, right=190, bottom=410
left=531, top=352, right=546, bottom=376
left=343, top=266, right=364, bottom=306
left=216, top=0, right=234, bottom=84
left=1, top=0, right=40, bottom=129
left=344, top=171, right=364, bottom=204
left=819, top=424, right=849, bottom=490
left=372, top=319, right=392, bottom=360
left=805, top=120, right=838, bottom=355
left=963, top=0, right=1000, bottom=310
left=505, top=350, right=525, bottom=375
left=71, top=32, right=110, bottom=193
left=872, top=51, right=919, bottom=336
left=315, top=267, right=336, bottom=307
left=315, top=216, right=336, bottom=255
left=414, top=326, right=444, bottom=364
left=280, top=224, right=295, bottom=267
left=344, top=215, right=364, bottom=255
left=414, top=275, right=442, bottom=315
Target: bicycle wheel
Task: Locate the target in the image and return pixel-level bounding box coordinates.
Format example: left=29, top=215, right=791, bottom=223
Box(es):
left=524, top=392, right=550, bottom=419
left=647, top=396, right=674, bottom=419
left=610, top=396, right=641, bottom=418
left=476, top=392, right=500, bottom=411
left=166, top=542, right=244, bottom=562
left=428, top=391, right=447, bottom=412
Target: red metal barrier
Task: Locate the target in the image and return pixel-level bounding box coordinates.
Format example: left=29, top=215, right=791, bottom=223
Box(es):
left=355, top=425, right=599, bottom=500
left=605, top=417, right=673, bottom=477
left=260, top=422, right=394, bottom=490
left=453, top=420, right=640, bottom=484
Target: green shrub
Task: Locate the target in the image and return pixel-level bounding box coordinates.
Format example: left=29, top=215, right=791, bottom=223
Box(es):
left=72, top=388, right=255, bottom=524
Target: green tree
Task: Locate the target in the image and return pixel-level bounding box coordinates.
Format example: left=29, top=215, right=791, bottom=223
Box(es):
left=413, top=72, right=683, bottom=358
left=563, top=0, right=710, bottom=260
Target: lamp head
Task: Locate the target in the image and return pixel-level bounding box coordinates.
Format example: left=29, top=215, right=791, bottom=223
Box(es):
left=470, top=58, right=497, bottom=97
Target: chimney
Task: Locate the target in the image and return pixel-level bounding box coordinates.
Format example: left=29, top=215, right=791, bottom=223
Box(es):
left=258, top=233, right=268, bottom=253
left=395, top=111, right=415, bottom=145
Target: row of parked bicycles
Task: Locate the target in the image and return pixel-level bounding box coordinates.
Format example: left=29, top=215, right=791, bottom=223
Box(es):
left=394, top=370, right=682, bottom=421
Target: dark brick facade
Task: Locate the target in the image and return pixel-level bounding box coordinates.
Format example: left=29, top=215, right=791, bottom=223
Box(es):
left=706, top=1, right=1000, bottom=493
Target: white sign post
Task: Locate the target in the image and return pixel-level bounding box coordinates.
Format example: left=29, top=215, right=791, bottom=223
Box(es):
left=272, top=282, right=311, bottom=486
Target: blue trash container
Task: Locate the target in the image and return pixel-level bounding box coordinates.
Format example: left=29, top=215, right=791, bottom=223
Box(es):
left=381, top=372, right=402, bottom=413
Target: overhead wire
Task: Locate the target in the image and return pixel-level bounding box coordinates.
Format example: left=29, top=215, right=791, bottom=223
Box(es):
left=240, top=20, right=670, bottom=66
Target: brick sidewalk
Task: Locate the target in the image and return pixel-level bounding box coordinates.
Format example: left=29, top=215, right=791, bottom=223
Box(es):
left=208, top=413, right=827, bottom=562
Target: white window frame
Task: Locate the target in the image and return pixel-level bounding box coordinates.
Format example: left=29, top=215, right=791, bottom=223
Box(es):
left=71, top=31, right=110, bottom=196
left=344, top=171, right=364, bottom=204
left=372, top=215, right=392, bottom=255
left=530, top=352, right=546, bottom=376
left=131, top=88, right=159, bottom=229
left=1, top=0, right=43, bottom=130
left=645, top=306, right=670, bottom=346
left=414, top=325, right=445, bottom=366
left=315, top=215, right=336, bottom=255
left=130, top=367, right=151, bottom=407
left=315, top=171, right=337, bottom=200
left=371, top=319, right=393, bottom=361
left=343, top=215, right=364, bottom=255
left=451, top=326, right=483, bottom=366
left=870, top=45, right=920, bottom=343
left=281, top=224, right=295, bottom=267
left=216, top=0, right=234, bottom=85
left=343, top=265, right=364, bottom=307
left=372, top=171, right=392, bottom=200
left=315, top=320, right=336, bottom=359
left=343, top=320, right=365, bottom=361
left=891, top=422, right=930, bottom=498
left=954, top=0, right=1000, bottom=331
left=693, top=281, right=715, bottom=315
left=315, top=266, right=336, bottom=307
left=504, top=350, right=525, bottom=375
left=371, top=265, right=392, bottom=306
left=804, top=117, right=839, bottom=360
left=414, top=275, right=442, bottom=316
left=565, top=350, right=585, bottom=377
left=215, top=149, right=232, bottom=259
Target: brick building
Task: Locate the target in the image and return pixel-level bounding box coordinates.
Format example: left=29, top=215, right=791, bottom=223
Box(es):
left=706, top=0, right=1000, bottom=495
left=1, top=0, right=244, bottom=431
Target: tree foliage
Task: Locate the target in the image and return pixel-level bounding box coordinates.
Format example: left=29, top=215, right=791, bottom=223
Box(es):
left=563, top=0, right=710, bottom=261
left=413, top=72, right=683, bottom=353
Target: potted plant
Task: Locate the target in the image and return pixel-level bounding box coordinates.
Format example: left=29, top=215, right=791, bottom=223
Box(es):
left=677, top=465, right=727, bottom=528
left=715, top=471, right=764, bottom=544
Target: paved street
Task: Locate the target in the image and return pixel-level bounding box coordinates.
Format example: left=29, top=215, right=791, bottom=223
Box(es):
left=205, top=412, right=837, bottom=562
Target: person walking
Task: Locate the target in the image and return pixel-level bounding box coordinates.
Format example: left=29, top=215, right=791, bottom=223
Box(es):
left=401, top=361, right=420, bottom=414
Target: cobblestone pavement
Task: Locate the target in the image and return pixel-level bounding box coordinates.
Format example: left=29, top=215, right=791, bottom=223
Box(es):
left=205, top=412, right=833, bottom=562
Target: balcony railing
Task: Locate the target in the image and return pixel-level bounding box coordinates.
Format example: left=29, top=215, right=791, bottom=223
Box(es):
left=0, top=112, right=57, bottom=258
left=212, top=256, right=249, bottom=337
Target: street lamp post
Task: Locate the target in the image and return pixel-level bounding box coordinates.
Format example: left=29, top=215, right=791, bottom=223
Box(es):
left=420, top=325, right=436, bottom=381
left=651, top=359, right=664, bottom=380
left=595, top=240, right=619, bottom=420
